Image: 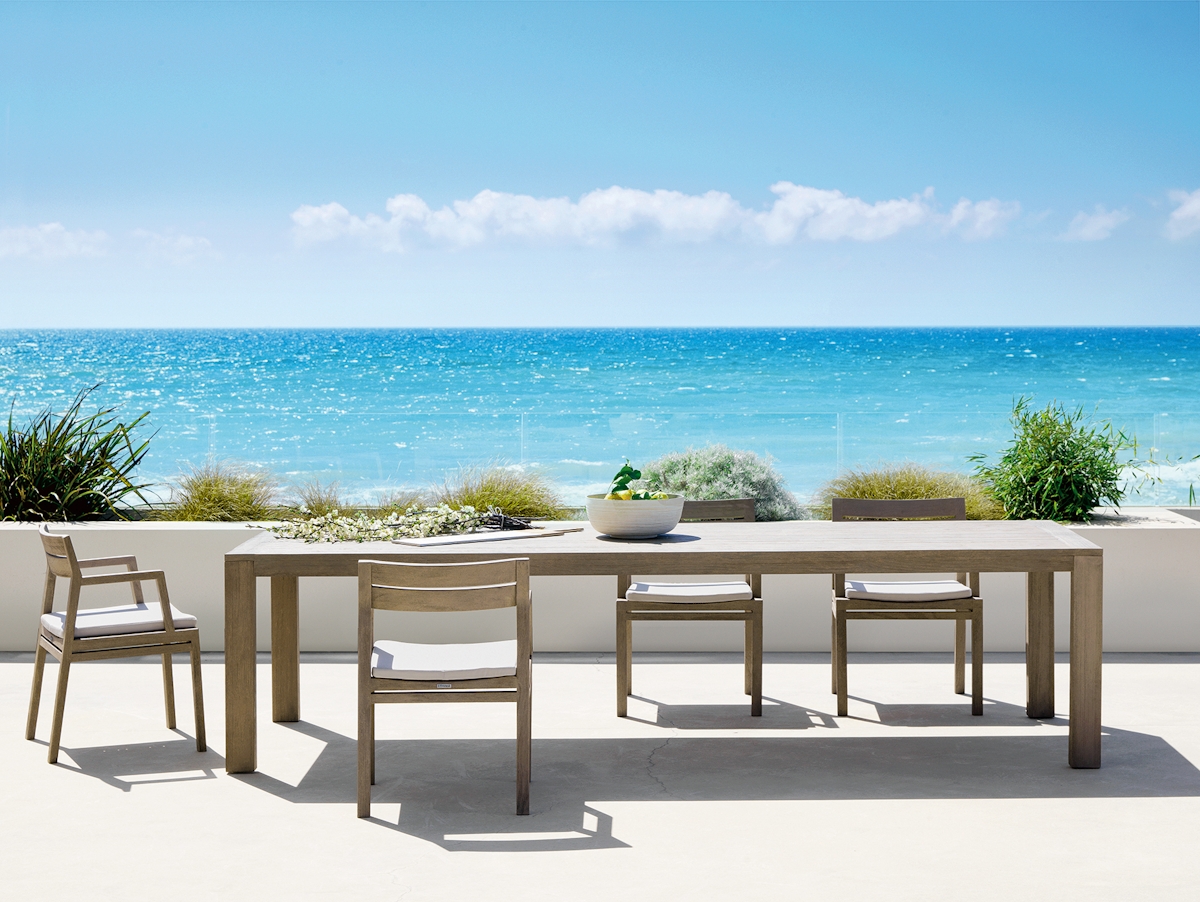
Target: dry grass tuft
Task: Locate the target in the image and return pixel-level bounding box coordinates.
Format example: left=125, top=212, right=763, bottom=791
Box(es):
left=434, top=466, right=566, bottom=519
left=814, top=462, right=1004, bottom=520
left=156, top=461, right=280, bottom=521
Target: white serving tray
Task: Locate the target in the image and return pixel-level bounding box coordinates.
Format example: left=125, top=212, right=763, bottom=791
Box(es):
left=392, top=523, right=585, bottom=546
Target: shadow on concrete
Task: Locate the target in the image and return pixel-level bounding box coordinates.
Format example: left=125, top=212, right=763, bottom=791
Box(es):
left=225, top=718, right=1200, bottom=850
left=625, top=694, right=838, bottom=730
left=51, top=732, right=221, bottom=791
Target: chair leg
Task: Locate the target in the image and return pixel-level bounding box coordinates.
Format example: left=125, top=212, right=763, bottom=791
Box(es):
left=48, top=657, right=72, bottom=764
left=954, top=619, right=966, bottom=695
left=357, top=695, right=372, bottom=818
left=516, top=675, right=531, bottom=815
left=830, top=608, right=838, bottom=695
left=835, top=606, right=849, bottom=717
left=189, top=640, right=206, bottom=752
left=616, top=608, right=629, bottom=717
left=26, top=644, right=48, bottom=741
left=749, top=606, right=763, bottom=717
left=972, top=605, right=984, bottom=716
left=161, top=652, right=177, bottom=730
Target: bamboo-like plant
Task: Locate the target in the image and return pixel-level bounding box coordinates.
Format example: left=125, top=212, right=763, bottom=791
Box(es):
left=0, top=386, right=152, bottom=521
left=970, top=398, right=1128, bottom=522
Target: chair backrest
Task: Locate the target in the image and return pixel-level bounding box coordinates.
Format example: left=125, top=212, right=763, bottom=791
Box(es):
left=39, top=525, right=80, bottom=579
left=831, top=497, right=966, bottom=522
left=681, top=498, right=755, bottom=522
left=358, top=558, right=530, bottom=613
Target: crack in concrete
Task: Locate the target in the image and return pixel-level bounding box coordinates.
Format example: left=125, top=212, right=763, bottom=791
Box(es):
left=645, top=735, right=677, bottom=799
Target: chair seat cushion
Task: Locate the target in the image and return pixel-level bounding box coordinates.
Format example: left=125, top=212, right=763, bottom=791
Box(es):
left=845, top=579, right=974, bottom=602
left=625, top=581, right=754, bottom=603
left=41, top=603, right=198, bottom=640
left=371, top=639, right=518, bottom=681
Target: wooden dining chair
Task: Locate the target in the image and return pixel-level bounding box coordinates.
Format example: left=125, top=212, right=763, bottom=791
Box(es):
left=358, top=557, right=533, bottom=817
left=831, top=497, right=982, bottom=717
left=616, top=498, right=762, bottom=717
left=27, top=525, right=206, bottom=763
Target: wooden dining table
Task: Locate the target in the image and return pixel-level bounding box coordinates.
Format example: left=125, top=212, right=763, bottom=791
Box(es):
left=223, top=519, right=1103, bottom=773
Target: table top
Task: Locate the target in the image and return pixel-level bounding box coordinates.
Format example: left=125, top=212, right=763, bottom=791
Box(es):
left=226, top=519, right=1099, bottom=577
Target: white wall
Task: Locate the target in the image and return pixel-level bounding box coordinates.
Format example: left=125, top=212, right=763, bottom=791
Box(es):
left=2, top=514, right=1198, bottom=654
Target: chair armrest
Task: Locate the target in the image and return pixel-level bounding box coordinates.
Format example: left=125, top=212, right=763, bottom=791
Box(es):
left=80, top=569, right=166, bottom=587
left=77, top=555, right=139, bottom=570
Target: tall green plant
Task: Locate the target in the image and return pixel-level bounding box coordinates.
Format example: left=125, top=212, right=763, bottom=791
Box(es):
left=0, top=386, right=152, bottom=521
left=970, top=398, right=1128, bottom=522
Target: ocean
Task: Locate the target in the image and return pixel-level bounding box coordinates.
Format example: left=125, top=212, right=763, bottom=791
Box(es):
left=2, top=327, right=1198, bottom=505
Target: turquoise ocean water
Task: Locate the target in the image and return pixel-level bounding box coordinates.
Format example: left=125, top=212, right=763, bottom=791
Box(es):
left=2, top=328, right=1198, bottom=505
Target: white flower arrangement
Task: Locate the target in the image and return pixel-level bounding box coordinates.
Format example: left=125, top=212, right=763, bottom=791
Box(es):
left=268, top=504, right=485, bottom=543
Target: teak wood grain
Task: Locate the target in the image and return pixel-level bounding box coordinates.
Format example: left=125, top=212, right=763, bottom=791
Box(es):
left=223, top=518, right=1103, bottom=775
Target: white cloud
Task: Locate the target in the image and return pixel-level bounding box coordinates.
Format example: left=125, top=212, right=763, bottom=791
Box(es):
left=132, top=229, right=217, bottom=264
left=1165, top=188, right=1200, bottom=240
left=293, top=182, right=1019, bottom=251
left=1060, top=205, right=1130, bottom=242
left=0, top=222, right=108, bottom=259
left=754, top=182, right=934, bottom=243
left=946, top=198, right=1022, bottom=240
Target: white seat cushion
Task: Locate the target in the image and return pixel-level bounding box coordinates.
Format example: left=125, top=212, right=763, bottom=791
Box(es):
left=625, top=581, right=754, bottom=603
left=845, top=579, right=973, bottom=602
left=371, top=639, right=517, bottom=681
left=41, top=603, right=198, bottom=640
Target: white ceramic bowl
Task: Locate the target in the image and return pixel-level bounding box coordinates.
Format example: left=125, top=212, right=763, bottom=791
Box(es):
left=585, top=494, right=685, bottom=539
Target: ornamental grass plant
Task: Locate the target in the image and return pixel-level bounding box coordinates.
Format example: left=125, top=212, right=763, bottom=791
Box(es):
left=813, top=463, right=1004, bottom=520
left=0, top=386, right=152, bottom=521
left=639, top=444, right=807, bottom=520
left=156, top=460, right=280, bottom=521
left=970, top=398, right=1128, bottom=522
left=434, top=465, right=567, bottom=519
left=291, top=479, right=346, bottom=517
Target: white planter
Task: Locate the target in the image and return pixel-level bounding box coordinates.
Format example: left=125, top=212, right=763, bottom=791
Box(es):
left=585, top=494, right=685, bottom=538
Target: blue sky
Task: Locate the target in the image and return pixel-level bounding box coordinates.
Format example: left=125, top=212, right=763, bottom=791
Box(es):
left=1, top=1, right=1197, bottom=327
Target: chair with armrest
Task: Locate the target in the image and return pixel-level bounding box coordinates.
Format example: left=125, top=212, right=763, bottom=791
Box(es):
left=358, top=557, right=532, bottom=817
left=27, top=525, right=206, bottom=763
left=616, top=498, right=763, bottom=717
left=832, top=497, right=982, bottom=717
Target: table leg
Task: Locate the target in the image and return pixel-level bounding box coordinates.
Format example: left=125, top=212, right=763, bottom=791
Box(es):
left=1069, top=554, right=1103, bottom=768
left=1025, top=571, right=1055, bottom=718
left=224, top=559, right=257, bottom=774
left=271, top=575, right=301, bottom=722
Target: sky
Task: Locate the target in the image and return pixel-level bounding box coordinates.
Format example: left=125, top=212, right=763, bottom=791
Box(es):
left=0, top=1, right=1197, bottom=328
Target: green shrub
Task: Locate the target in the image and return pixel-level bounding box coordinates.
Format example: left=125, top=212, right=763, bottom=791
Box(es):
left=814, top=463, right=1004, bottom=520
left=157, top=461, right=280, bottom=521
left=639, top=444, right=806, bottom=521
left=434, top=466, right=567, bottom=519
left=0, top=386, right=152, bottom=521
left=970, top=398, right=1128, bottom=522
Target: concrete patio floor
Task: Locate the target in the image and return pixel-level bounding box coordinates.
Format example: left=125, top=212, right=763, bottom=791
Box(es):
left=3, top=651, right=1200, bottom=901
